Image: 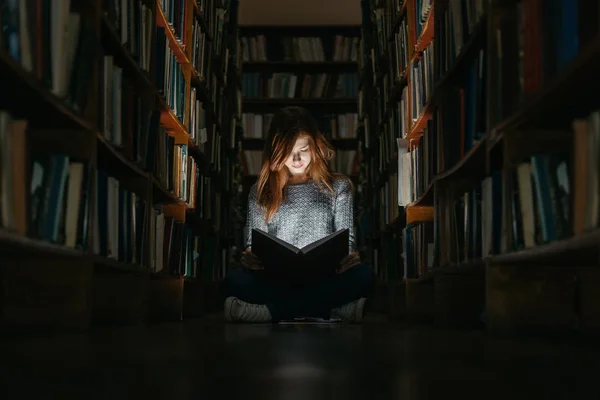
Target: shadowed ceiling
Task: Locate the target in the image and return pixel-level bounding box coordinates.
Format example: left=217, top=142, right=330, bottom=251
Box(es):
left=238, top=0, right=361, bottom=26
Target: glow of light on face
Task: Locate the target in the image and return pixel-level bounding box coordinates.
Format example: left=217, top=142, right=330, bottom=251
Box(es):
left=284, top=136, right=311, bottom=177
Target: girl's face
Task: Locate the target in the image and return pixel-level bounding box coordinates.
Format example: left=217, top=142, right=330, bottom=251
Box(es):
left=284, top=136, right=311, bottom=177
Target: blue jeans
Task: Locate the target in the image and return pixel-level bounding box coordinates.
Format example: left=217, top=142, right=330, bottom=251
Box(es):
left=223, top=264, right=375, bottom=321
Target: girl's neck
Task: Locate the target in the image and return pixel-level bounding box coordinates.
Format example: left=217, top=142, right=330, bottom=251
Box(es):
left=288, top=175, right=311, bottom=185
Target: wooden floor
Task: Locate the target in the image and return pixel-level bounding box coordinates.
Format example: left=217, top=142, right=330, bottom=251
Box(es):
left=1, top=316, right=599, bottom=399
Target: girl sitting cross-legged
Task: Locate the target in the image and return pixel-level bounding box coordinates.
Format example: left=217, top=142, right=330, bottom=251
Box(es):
left=223, top=106, right=374, bottom=323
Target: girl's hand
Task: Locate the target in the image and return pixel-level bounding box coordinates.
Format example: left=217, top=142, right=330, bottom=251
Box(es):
left=337, top=251, right=361, bottom=274
left=241, top=248, right=264, bottom=271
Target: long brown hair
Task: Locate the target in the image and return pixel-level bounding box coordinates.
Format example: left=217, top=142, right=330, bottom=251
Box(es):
left=256, top=107, right=335, bottom=221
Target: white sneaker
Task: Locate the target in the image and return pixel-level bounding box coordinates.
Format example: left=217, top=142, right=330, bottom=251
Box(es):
left=331, top=298, right=366, bottom=323
left=224, top=297, right=272, bottom=323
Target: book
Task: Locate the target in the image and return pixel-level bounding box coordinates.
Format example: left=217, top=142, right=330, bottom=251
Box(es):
left=251, top=228, right=349, bottom=280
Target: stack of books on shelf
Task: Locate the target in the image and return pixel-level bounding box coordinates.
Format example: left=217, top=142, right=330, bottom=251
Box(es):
left=364, top=0, right=600, bottom=291
left=242, top=72, right=358, bottom=99
left=241, top=35, right=359, bottom=62
left=0, top=0, right=242, bottom=331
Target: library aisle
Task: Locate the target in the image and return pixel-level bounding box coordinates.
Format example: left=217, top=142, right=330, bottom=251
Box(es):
left=1, top=318, right=599, bottom=399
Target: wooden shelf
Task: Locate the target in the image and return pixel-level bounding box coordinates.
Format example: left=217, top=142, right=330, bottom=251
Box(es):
left=243, top=61, right=357, bottom=73
left=435, top=134, right=488, bottom=183
left=432, top=17, right=486, bottom=95
left=407, top=259, right=485, bottom=283
left=159, top=105, right=186, bottom=134
left=191, top=2, right=212, bottom=41
left=404, top=134, right=488, bottom=208
left=190, top=74, right=211, bottom=102
left=490, top=36, right=600, bottom=136
left=103, top=12, right=210, bottom=172
left=158, top=100, right=208, bottom=164
left=151, top=176, right=180, bottom=205
left=96, top=132, right=147, bottom=179
left=0, top=230, right=86, bottom=258
left=415, top=7, right=434, bottom=53
left=385, top=70, right=409, bottom=109
left=437, top=260, right=486, bottom=275
left=389, top=2, right=409, bottom=40
left=485, top=230, right=600, bottom=266
left=93, top=256, right=150, bottom=274
left=408, top=98, right=433, bottom=138
left=384, top=213, right=407, bottom=233
left=186, top=210, right=216, bottom=235
left=243, top=98, right=357, bottom=113
left=100, top=16, right=155, bottom=97
left=407, top=180, right=434, bottom=207
left=405, top=205, right=434, bottom=224
left=0, top=49, right=96, bottom=131
left=407, top=269, right=435, bottom=283
left=156, top=1, right=191, bottom=66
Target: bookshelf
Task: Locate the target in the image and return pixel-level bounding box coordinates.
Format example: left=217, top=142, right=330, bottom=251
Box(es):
left=0, top=0, right=241, bottom=332
left=363, top=0, right=600, bottom=334
left=236, top=24, right=364, bottom=218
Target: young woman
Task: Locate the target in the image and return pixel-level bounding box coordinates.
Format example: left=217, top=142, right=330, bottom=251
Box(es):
left=223, top=107, right=374, bottom=323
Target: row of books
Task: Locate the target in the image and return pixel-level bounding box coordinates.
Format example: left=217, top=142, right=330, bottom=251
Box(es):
left=242, top=150, right=263, bottom=176
left=101, top=55, right=156, bottom=165
left=404, top=48, right=486, bottom=202
left=104, top=0, right=155, bottom=74
left=0, top=2, right=234, bottom=285
left=373, top=233, right=403, bottom=281
left=327, top=113, right=359, bottom=139
left=156, top=26, right=187, bottom=124
left=329, top=150, right=359, bottom=177
left=402, top=109, right=600, bottom=277
left=94, top=170, right=145, bottom=263
left=1, top=0, right=96, bottom=113
left=378, top=83, right=410, bottom=171
left=413, top=0, right=433, bottom=39
left=159, top=0, right=189, bottom=45
left=371, top=5, right=393, bottom=60
left=390, top=18, right=410, bottom=83
left=409, top=42, right=434, bottom=122
left=102, top=1, right=222, bottom=151
left=241, top=112, right=359, bottom=140
left=242, top=113, right=274, bottom=139
left=402, top=222, right=433, bottom=278
left=241, top=35, right=360, bottom=62
left=5, top=143, right=223, bottom=279
left=491, top=0, right=595, bottom=125
left=0, top=105, right=224, bottom=243
left=377, top=172, right=400, bottom=231
left=433, top=0, right=485, bottom=82
left=189, top=86, right=209, bottom=147
left=152, top=210, right=196, bottom=275
left=196, top=0, right=222, bottom=46
left=0, top=113, right=27, bottom=236
left=242, top=73, right=359, bottom=99
left=100, top=58, right=215, bottom=183
left=190, top=15, right=210, bottom=80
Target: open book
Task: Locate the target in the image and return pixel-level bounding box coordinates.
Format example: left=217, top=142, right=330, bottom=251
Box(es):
left=252, top=228, right=349, bottom=280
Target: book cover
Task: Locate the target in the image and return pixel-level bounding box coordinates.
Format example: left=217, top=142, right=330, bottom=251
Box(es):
left=252, top=228, right=349, bottom=280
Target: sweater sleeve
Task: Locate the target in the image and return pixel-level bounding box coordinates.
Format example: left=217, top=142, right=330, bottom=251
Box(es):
left=245, top=184, right=268, bottom=250
left=333, top=177, right=356, bottom=253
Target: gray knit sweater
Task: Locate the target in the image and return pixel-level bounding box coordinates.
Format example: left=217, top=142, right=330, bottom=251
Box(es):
left=245, top=177, right=355, bottom=253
